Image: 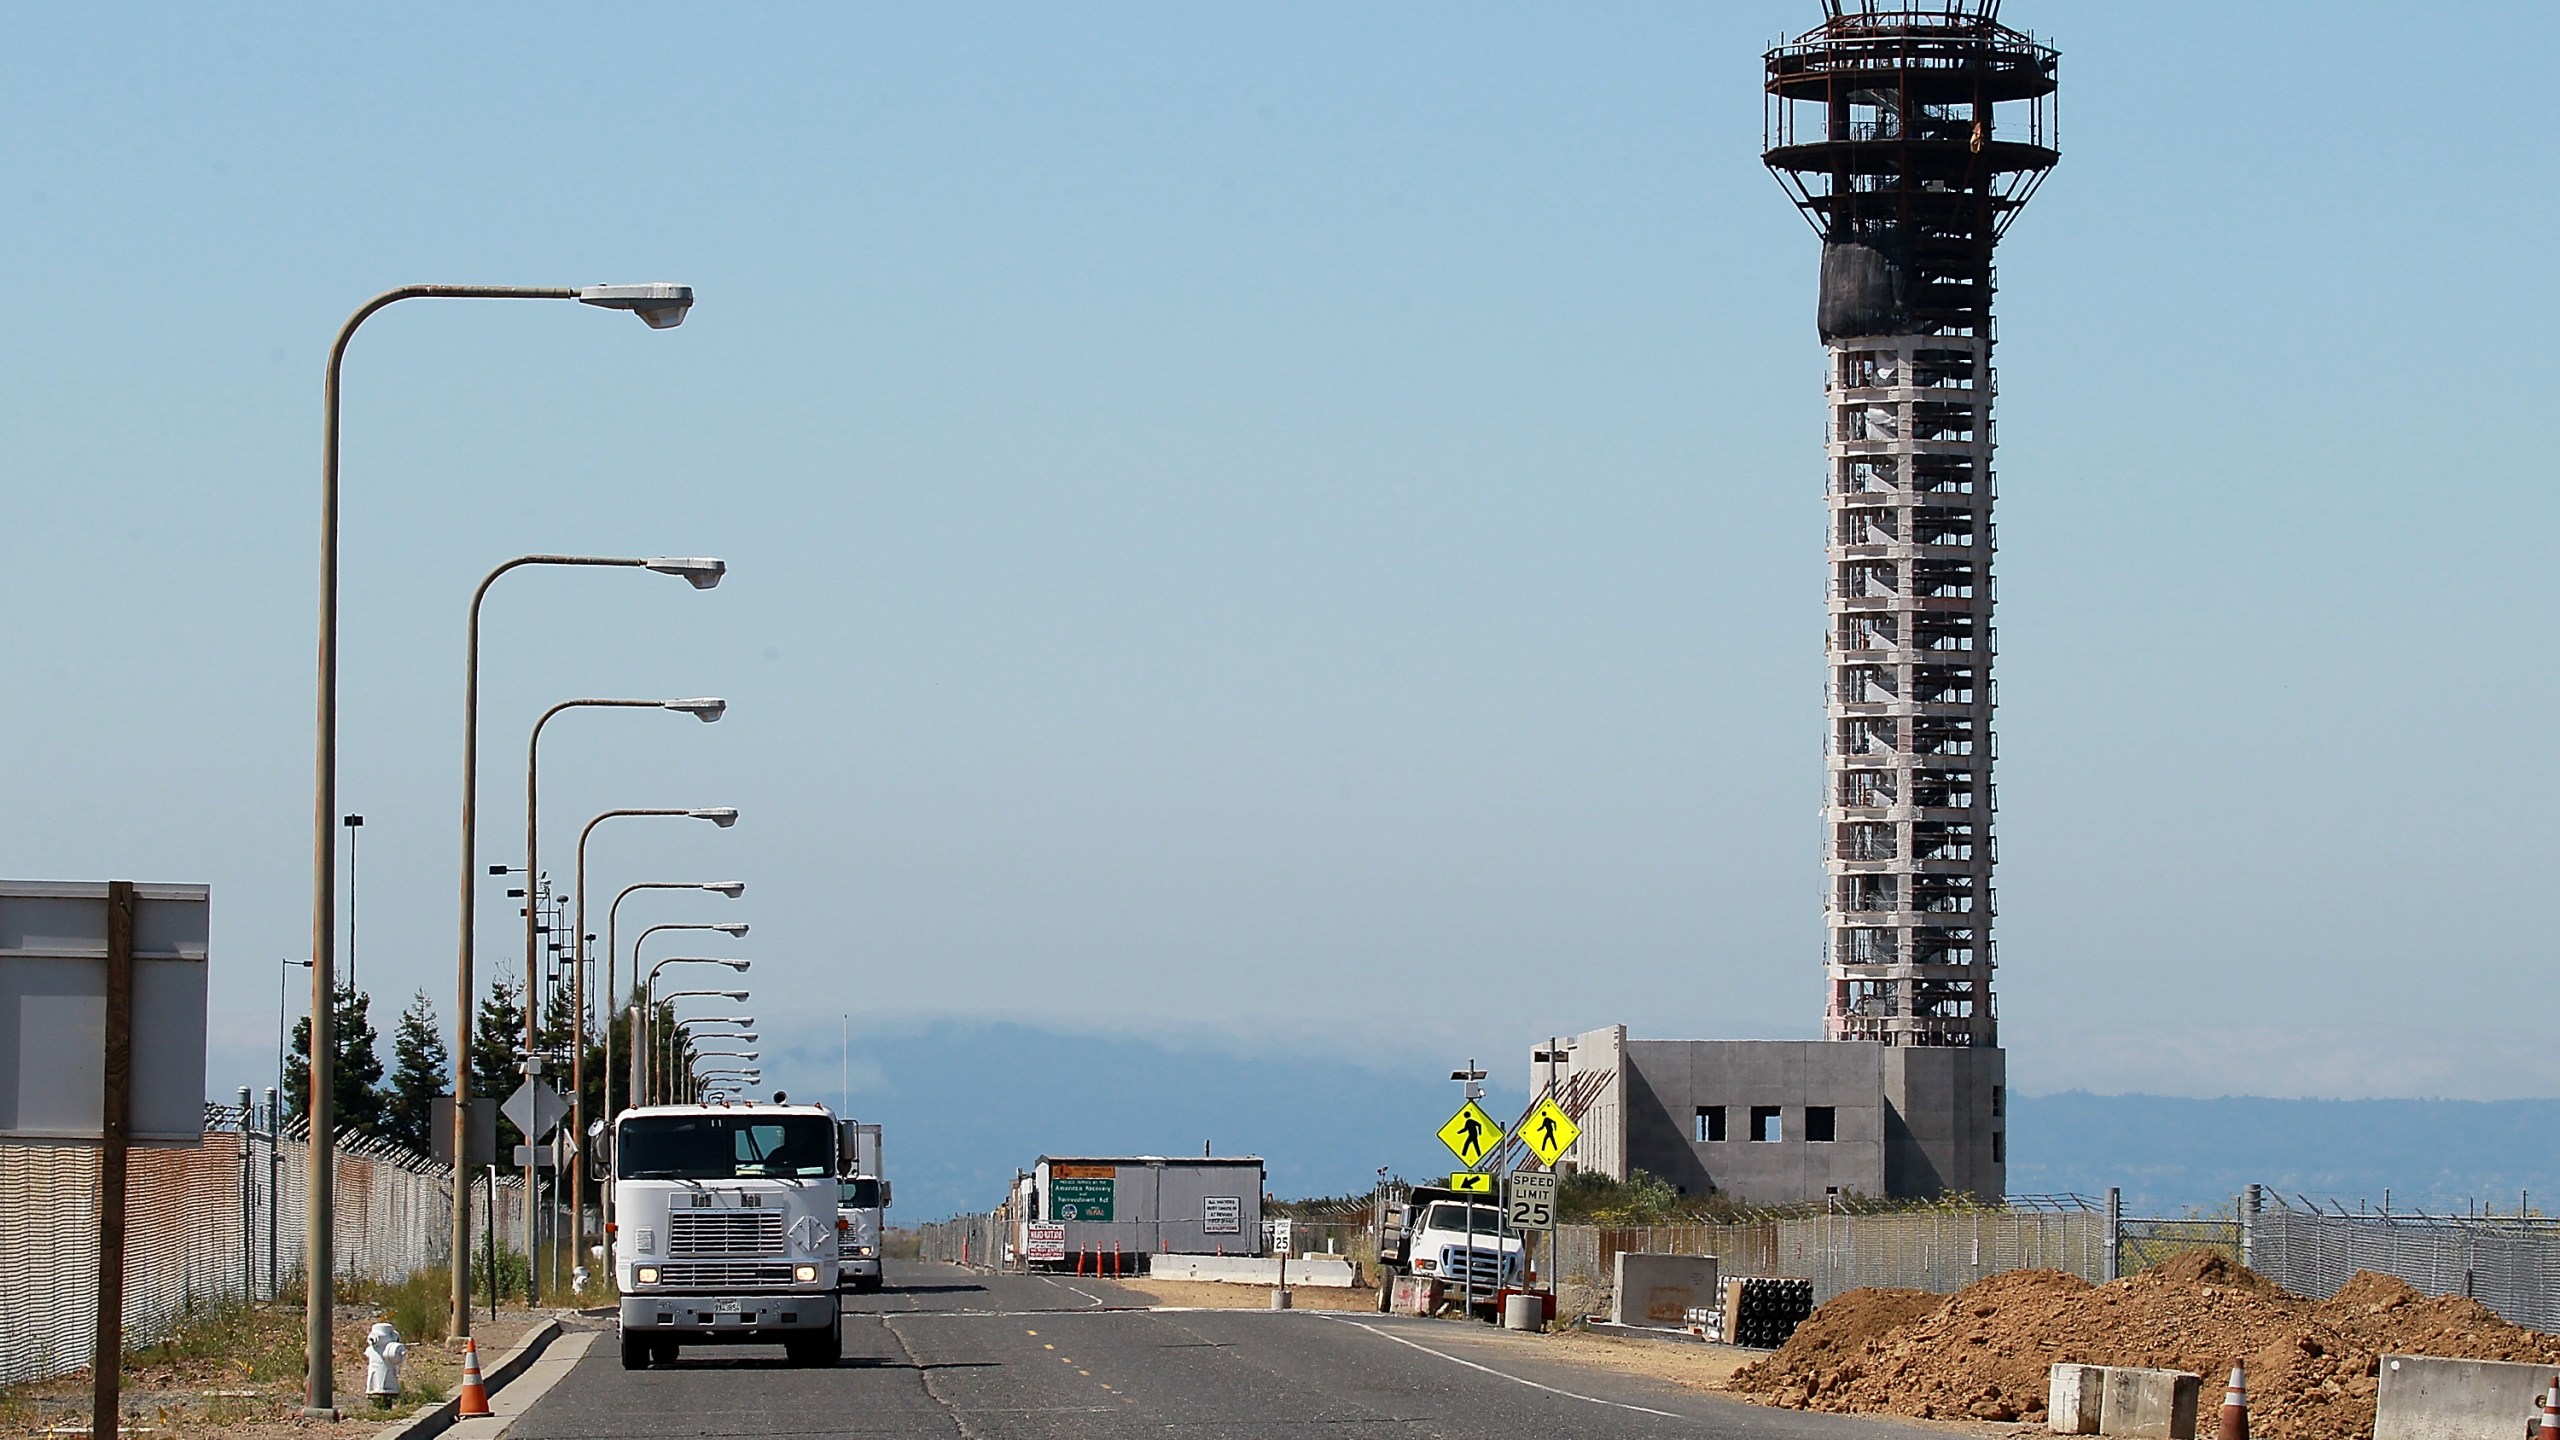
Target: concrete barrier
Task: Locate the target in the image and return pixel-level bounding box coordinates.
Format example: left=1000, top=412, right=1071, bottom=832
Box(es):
left=1610, top=1253, right=1718, bottom=1329
left=1151, top=1254, right=1360, bottom=1287
left=2375, top=1354, right=2557, bottom=1440
left=2049, top=1363, right=2103, bottom=1435
left=2043, top=1364, right=2198, bottom=1439
left=2099, top=1367, right=2199, bottom=1440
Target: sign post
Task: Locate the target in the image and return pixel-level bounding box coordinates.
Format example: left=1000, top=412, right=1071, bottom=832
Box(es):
left=2, top=880, right=210, bottom=1439
left=1437, top=1071, right=1505, bottom=1316
left=1506, top=1171, right=1558, bottom=1290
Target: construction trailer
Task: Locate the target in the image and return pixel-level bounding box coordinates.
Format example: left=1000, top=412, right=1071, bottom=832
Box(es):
left=1017, top=1155, right=1264, bottom=1266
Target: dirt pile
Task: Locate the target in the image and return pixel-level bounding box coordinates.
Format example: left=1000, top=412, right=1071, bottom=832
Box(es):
left=1727, top=1253, right=2560, bottom=1439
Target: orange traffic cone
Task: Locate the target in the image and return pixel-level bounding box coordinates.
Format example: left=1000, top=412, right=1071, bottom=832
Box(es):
left=2536, top=1378, right=2559, bottom=1440
left=456, top=1337, right=491, bottom=1419
left=2216, top=1362, right=2247, bottom=1440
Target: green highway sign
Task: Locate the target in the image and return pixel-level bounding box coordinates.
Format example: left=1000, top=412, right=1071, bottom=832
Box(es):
left=1050, top=1175, right=1115, bottom=1222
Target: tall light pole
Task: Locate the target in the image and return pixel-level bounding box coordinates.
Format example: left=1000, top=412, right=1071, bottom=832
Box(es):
left=519, top=698, right=723, bottom=1301
left=658, top=1011, right=755, bottom=1104
left=634, top=955, right=749, bottom=1102
left=451, top=567, right=719, bottom=1333
left=567, top=809, right=735, bottom=1273
left=322, top=285, right=691, bottom=1373
left=598, top=886, right=742, bottom=1229
left=313, top=283, right=693, bottom=1399
left=649, top=992, right=750, bottom=1104
left=604, top=882, right=744, bottom=1119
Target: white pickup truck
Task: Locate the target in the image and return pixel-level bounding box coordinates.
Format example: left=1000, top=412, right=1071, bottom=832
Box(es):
left=611, top=1100, right=844, bottom=1368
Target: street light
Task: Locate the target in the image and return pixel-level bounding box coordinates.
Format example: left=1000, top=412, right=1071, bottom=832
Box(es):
left=515, top=697, right=728, bottom=1306
left=603, top=881, right=745, bottom=1132
left=659, top=1007, right=755, bottom=1104
left=575, top=282, right=697, bottom=329
left=448, top=556, right=724, bottom=1336
left=312, top=283, right=693, bottom=1396
left=635, top=955, right=752, bottom=1103
left=567, top=810, right=737, bottom=1266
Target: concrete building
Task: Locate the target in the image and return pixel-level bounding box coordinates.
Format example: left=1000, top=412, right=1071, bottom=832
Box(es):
left=1536, top=1027, right=2003, bottom=1205
left=1534, top=2, right=2054, bottom=1206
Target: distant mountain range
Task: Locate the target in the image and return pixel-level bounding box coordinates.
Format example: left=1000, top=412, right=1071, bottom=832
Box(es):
left=802, top=1020, right=2556, bottom=1222
left=2007, top=1090, right=2560, bottom=1218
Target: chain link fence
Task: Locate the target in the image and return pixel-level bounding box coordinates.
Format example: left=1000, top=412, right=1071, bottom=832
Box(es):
left=2251, top=1201, right=2560, bottom=1332
left=1548, top=1205, right=2109, bottom=1304
left=0, top=1103, right=522, bottom=1388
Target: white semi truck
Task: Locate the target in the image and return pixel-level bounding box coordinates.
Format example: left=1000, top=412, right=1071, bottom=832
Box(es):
left=837, top=1121, right=890, bottom=1292
left=611, top=1099, right=845, bottom=1368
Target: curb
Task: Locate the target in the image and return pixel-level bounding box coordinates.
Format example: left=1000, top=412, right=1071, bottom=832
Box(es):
left=371, top=1318, right=563, bottom=1440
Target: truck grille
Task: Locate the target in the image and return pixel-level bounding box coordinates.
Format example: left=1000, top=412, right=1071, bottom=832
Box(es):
left=1441, top=1246, right=1510, bottom=1286
left=656, top=1260, right=797, bottom=1287
left=667, top=1211, right=785, bottom=1258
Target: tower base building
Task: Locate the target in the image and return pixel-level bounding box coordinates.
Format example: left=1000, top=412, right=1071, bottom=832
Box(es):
left=1537, top=1027, right=2002, bottom=1206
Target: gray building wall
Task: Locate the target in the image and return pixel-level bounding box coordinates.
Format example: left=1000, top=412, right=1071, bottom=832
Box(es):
left=1544, top=1032, right=2005, bottom=1206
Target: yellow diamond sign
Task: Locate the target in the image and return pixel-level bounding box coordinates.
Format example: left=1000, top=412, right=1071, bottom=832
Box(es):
left=1436, top=1100, right=1504, bottom=1168
left=1448, top=1171, right=1494, bottom=1193
left=1520, top=1095, right=1581, bottom=1166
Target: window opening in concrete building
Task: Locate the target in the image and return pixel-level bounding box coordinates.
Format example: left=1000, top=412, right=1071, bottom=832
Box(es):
left=1991, top=1085, right=2004, bottom=1118
left=1750, top=1106, right=1782, bottom=1142
left=1992, top=1131, right=2006, bottom=1163
left=1804, top=1106, right=1836, bottom=1142
left=1695, top=1106, right=1726, bottom=1143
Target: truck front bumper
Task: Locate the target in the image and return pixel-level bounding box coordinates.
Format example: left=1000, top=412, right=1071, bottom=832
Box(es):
left=619, top=1292, right=835, bottom=1337
left=838, top=1257, right=882, bottom=1287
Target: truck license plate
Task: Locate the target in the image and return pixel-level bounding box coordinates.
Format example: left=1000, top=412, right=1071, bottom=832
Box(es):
left=716, top=1299, right=741, bottom=1314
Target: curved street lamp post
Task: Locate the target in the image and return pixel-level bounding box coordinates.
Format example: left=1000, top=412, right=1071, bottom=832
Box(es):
left=304, top=278, right=694, bottom=1394
left=449, top=560, right=722, bottom=1335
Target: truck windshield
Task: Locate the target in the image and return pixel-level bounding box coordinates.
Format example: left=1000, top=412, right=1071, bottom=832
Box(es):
left=618, top=1114, right=834, bottom=1180
left=838, top=1179, right=881, bottom=1207
left=1424, top=1203, right=1504, bottom=1233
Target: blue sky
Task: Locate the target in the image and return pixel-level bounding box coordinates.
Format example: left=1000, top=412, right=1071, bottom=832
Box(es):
left=5, top=2, right=2553, bottom=1113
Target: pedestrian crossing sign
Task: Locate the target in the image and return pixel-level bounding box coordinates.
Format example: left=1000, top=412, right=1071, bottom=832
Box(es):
left=1520, top=1095, right=1581, bottom=1166
left=1436, top=1100, right=1504, bottom=1167
left=1448, top=1172, right=1494, bottom=1193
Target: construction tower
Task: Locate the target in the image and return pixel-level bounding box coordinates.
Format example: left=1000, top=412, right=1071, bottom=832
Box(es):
left=1763, top=2, right=2059, bottom=1047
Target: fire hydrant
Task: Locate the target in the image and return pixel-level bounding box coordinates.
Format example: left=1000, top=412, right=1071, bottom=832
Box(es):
left=364, top=1321, right=406, bottom=1403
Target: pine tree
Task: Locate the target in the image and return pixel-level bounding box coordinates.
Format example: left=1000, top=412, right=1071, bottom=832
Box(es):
left=284, top=984, right=388, bottom=1138
left=384, top=991, right=450, bottom=1154
left=473, top=978, right=528, bottom=1153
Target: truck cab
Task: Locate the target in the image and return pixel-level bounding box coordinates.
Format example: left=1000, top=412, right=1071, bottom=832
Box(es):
left=1375, top=1185, right=1526, bottom=1316
left=835, top=1175, right=890, bottom=1291
left=612, top=1101, right=844, bottom=1368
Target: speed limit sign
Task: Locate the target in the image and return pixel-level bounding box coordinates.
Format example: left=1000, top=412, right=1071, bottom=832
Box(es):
left=1505, top=1172, right=1557, bottom=1232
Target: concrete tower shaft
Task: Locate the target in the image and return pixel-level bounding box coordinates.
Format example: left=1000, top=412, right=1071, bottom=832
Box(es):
left=1764, top=2, right=2058, bottom=1048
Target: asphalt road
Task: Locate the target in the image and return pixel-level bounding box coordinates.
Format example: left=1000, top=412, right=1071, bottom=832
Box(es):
left=510, top=1261, right=1940, bottom=1439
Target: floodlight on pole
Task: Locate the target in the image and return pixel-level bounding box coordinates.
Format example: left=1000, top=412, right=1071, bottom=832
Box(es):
left=662, top=698, right=726, bottom=722
left=640, top=557, right=725, bottom=589
left=575, top=283, right=696, bottom=328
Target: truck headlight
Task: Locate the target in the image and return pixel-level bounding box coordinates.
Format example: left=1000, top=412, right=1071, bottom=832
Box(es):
left=1414, top=1259, right=1436, bottom=1273
left=635, top=1266, right=659, bottom=1284
left=794, top=1264, right=820, bottom=1282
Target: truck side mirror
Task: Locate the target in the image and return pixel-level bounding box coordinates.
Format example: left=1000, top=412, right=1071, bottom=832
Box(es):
left=880, top=1180, right=893, bottom=1208
left=837, top=1119, right=857, bottom=1170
